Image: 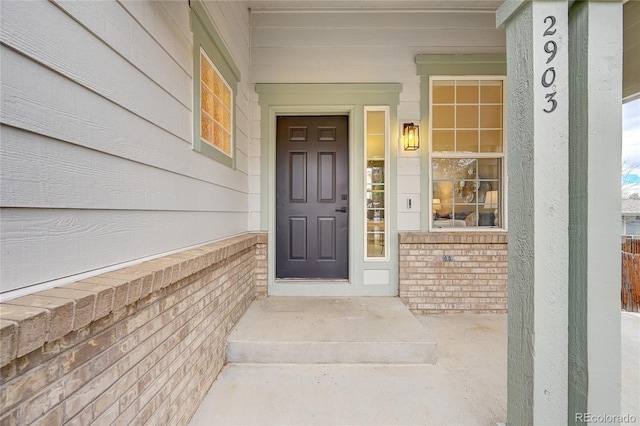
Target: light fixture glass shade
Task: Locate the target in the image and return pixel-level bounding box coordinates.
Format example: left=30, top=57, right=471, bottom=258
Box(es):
left=484, top=191, right=499, bottom=208
left=403, top=123, right=420, bottom=151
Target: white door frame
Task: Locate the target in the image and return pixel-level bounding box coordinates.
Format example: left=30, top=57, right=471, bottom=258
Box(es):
left=255, top=83, right=402, bottom=296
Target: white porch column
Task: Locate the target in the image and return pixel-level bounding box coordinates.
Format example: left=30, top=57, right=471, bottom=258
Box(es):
left=568, top=0, right=622, bottom=421
left=497, top=1, right=570, bottom=424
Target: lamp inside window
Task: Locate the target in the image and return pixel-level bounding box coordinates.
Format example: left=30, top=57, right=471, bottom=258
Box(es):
left=403, top=122, right=420, bottom=151
left=484, top=190, right=499, bottom=226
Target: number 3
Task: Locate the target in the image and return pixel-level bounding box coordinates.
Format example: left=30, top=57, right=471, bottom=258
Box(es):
left=544, top=92, right=557, bottom=113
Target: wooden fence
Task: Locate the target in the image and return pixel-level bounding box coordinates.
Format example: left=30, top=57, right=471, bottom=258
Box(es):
left=622, top=236, right=640, bottom=312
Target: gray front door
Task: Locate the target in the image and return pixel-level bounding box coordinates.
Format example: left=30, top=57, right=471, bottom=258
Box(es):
left=276, top=116, right=349, bottom=279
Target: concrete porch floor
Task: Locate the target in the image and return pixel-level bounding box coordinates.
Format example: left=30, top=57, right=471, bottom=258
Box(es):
left=225, top=297, right=437, bottom=364
left=189, top=298, right=640, bottom=425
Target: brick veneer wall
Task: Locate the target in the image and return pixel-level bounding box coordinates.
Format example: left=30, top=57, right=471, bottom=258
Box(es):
left=0, top=233, right=267, bottom=426
left=399, top=232, right=507, bottom=314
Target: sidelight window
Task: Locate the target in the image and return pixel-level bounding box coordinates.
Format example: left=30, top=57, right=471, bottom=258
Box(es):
left=365, top=108, right=389, bottom=259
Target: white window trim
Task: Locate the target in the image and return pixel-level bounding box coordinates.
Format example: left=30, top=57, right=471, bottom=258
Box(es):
left=364, top=106, right=390, bottom=260
left=428, top=75, right=508, bottom=232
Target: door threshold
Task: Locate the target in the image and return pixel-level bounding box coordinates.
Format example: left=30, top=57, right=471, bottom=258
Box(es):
left=270, top=279, right=354, bottom=296
left=275, top=279, right=349, bottom=284
left=270, top=279, right=395, bottom=296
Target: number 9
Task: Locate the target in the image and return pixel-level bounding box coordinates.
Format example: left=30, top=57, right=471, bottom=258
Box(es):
left=544, top=40, right=557, bottom=64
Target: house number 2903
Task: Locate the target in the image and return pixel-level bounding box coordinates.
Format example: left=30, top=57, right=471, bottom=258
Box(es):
left=542, top=15, right=557, bottom=113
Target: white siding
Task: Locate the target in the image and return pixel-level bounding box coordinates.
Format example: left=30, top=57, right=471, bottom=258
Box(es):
left=249, top=8, right=505, bottom=232
left=397, top=157, right=422, bottom=231
left=250, top=10, right=505, bottom=84
left=0, top=0, right=251, bottom=293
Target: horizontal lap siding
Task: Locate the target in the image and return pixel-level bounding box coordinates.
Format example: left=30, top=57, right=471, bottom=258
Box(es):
left=250, top=9, right=505, bottom=233
left=250, top=11, right=505, bottom=84
left=0, top=209, right=248, bottom=288
left=1, top=1, right=190, bottom=140
left=0, top=0, right=252, bottom=292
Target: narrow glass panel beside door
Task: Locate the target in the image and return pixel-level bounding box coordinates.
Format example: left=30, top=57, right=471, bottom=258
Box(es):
left=365, top=109, right=388, bottom=259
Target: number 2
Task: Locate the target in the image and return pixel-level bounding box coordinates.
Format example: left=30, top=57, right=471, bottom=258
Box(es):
left=544, top=16, right=556, bottom=36
left=543, top=16, right=558, bottom=113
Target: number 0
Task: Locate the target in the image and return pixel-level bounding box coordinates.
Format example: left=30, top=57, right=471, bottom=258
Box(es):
left=541, top=67, right=556, bottom=88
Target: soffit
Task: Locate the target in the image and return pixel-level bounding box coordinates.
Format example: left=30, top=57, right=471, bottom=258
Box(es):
left=245, top=0, right=503, bottom=12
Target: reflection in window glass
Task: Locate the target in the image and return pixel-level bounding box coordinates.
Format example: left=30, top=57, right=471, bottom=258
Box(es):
left=431, top=77, right=505, bottom=229
left=365, top=109, right=387, bottom=258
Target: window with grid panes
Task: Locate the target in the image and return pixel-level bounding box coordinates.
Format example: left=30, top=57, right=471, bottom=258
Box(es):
left=430, top=77, right=505, bottom=229
left=200, top=49, right=233, bottom=157
left=191, top=0, right=240, bottom=168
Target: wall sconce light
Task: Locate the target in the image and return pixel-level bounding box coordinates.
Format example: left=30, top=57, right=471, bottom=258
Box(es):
left=403, top=122, right=420, bottom=151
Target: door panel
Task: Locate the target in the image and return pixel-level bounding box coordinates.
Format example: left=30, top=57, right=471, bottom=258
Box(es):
left=276, top=116, right=349, bottom=279
left=318, top=153, right=336, bottom=202
left=317, top=217, right=336, bottom=260
left=289, top=153, right=307, bottom=202
left=288, top=217, right=307, bottom=260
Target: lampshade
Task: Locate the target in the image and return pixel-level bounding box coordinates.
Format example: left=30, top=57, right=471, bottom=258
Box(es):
left=484, top=191, right=499, bottom=208
left=403, top=123, right=419, bottom=151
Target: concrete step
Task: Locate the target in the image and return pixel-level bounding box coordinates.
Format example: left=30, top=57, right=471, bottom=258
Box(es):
left=225, top=297, right=437, bottom=364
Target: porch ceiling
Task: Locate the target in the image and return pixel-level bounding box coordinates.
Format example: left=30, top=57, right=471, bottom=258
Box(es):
left=245, top=0, right=503, bottom=12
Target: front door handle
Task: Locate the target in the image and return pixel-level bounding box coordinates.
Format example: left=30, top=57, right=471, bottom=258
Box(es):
left=335, top=207, right=347, bottom=213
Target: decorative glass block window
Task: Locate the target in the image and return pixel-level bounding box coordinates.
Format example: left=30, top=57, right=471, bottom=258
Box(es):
left=200, top=49, right=233, bottom=157
left=191, top=0, right=240, bottom=168
left=365, top=107, right=389, bottom=259
left=430, top=77, right=505, bottom=229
